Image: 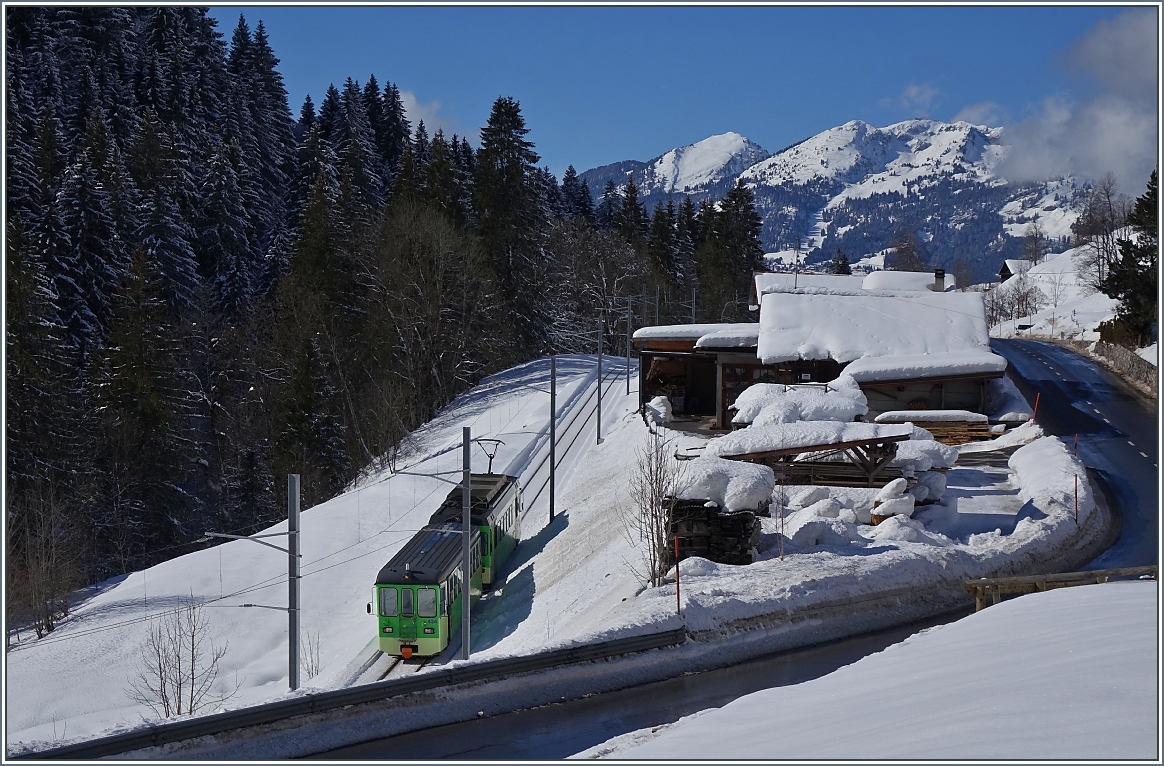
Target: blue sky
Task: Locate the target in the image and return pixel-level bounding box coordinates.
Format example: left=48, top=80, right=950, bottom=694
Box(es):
left=206, top=5, right=1157, bottom=185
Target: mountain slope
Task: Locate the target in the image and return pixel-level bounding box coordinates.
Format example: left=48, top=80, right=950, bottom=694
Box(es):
left=580, top=120, right=1088, bottom=283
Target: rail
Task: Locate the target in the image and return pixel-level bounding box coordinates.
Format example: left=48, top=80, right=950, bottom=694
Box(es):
left=13, top=626, right=685, bottom=760
left=965, top=565, right=1157, bottom=611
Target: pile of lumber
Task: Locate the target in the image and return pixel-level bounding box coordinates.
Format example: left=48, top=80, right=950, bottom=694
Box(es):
left=666, top=499, right=760, bottom=566
left=873, top=410, right=993, bottom=446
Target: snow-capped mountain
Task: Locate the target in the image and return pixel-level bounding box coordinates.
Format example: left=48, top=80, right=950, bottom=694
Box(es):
left=580, top=132, right=770, bottom=198
left=581, top=120, right=1088, bottom=283
left=640, top=132, right=771, bottom=194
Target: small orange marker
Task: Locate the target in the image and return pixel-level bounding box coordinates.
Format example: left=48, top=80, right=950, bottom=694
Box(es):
left=401, top=646, right=413, bottom=659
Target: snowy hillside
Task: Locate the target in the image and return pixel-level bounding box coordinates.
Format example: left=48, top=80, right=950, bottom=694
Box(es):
left=7, top=345, right=1116, bottom=756
left=987, top=246, right=1118, bottom=339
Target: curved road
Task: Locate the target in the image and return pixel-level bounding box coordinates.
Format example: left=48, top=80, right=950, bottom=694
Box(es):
left=991, top=339, right=1158, bottom=569
left=318, top=340, right=1158, bottom=759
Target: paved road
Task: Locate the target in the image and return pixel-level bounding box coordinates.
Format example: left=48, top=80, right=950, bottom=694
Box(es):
left=991, top=338, right=1158, bottom=568
left=311, top=608, right=968, bottom=760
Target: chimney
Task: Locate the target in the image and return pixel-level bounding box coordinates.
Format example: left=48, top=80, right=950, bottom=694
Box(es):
left=933, top=268, right=946, bottom=292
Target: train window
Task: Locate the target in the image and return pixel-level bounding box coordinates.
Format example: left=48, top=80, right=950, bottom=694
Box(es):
left=400, top=588, right=414, bottom=618
left=440, top=584, right=447, bottom=615
left=418, top=588, right=437, bottom=618
left=378, top=587, right=398, bottom=617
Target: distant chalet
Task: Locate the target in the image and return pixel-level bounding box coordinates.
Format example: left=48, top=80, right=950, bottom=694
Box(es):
left=635, top=269, right=1007, bottom=429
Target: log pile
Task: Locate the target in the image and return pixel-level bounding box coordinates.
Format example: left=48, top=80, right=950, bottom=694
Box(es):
left=911, top=420, right=993, bottom=445
left=665, top=499, right=760, bottom=566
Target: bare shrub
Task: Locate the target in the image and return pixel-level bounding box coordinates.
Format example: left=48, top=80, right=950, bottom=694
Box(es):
left=127, top=597, right=238, bottom=717
left=303, top=628, right=322, bottom=679
left=622, top=430, right=686, bottom=588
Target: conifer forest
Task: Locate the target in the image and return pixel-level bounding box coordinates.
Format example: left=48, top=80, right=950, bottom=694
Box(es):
left=5, top=7, right=765, bottom=631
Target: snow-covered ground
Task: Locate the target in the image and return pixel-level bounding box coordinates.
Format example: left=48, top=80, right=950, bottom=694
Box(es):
left=4, top=353, right=1116, bottom=756
left=988, top=246, right=1117, bottom=340
left=576, top=579, right=1159, bottom=760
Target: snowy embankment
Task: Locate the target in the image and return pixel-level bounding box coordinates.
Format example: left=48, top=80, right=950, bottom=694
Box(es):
left=5, top=355, right=1113, bottom=756
left=576, top=580, right=1159, bottom=760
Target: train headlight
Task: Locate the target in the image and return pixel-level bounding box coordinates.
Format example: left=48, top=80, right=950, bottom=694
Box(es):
left=383, top=626, right=393, bottom=634
left=423, top=627, right=435, bottom=634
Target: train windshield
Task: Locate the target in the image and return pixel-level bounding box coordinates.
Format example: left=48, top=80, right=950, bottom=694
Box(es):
left=378, top=587, right=398, bottom=617
left=418, top=588, right=437, bottom=618
left=400, top=587, right=414, bottom=617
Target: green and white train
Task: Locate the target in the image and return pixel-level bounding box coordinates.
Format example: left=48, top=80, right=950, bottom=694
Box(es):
left=370, top=474, right=522, bottom=658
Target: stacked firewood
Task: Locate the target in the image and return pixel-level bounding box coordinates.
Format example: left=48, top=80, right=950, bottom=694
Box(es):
left=666, top=499, right=760, bottom=566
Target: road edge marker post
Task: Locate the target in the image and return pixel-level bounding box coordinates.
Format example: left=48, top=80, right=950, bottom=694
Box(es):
left=1032, top=391, right=1041, bottom=421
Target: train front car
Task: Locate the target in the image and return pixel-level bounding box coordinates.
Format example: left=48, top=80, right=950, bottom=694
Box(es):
left=372, top=521, right=482, bottom=658
left=428, top=473, right=522, bottom=589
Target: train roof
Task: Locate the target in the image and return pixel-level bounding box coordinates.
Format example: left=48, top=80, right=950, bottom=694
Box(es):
left=375, top=521, right=481, bottom=586
left=429, top=473, right=519, bottom=526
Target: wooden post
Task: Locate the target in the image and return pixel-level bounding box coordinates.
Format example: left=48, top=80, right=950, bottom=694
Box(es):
left=991, top=584, right=1001, bottom=605
left=674, top=536, right=681, bottom=615
left=1074, top=474, right=1078, bottom=524
left=975, top=585, right=985, bottom=612
left=1032, top=391, right=1041, bottom=421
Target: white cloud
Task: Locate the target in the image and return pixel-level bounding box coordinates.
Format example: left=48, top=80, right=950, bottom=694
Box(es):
left=997, top=8, right=1158, bottom=191
left=952, top=101, right=1008, bottom=128
left=399, top=90, right=462, bottom=138
left=899, top=83, right=940, bottom=116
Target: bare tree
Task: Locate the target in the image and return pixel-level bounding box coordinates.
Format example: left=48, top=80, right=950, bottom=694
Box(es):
left=1023, top=220, right=1046, bottom=264
left=127, top=597, right=238, bottom=717
left=6, top=484, right=79, bottom=640
left=1044, top=269, right=1070, bottom=337
left=622, top=430, right=686, bottom=588
left=1073, top=173, right=1132, bottom=289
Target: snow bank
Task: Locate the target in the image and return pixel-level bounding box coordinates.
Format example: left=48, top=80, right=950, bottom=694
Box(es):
left=730, top=380, right=868, bottom=425
left=1136, top=343, right=1157, bottom=366
left=705, top=421, right=912, bottom=457
left=985, top=376, right=1033, bottom=422
left=644, top=396, right=672, bottom=425
left=889, top=439, right=959, bottom=473
left=576, top=582, right=1158, bottom=760
left=675, top=457, right=775, bottom=513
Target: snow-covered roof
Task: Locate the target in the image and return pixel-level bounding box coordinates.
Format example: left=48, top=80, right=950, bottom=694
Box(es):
left=633, top=323, right=759, bottom=350
left=875, top=409, right=989, bottom=423
left=693, top=324, right=760, bottom=349
left=754, top=271, right=866, bottom=296
left=1003, top=259, right=1032, bottom=275
left=706, top=421, right=914, bottom=458
left=756, top=289, right=1004, bottom=379
left=861, top=270, right=957, bottom=292
left=843, top=351, right=1007, bottom=382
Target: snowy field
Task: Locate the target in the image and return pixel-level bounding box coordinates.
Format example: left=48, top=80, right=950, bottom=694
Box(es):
left=577, top=580, right=1159, bottom=761
left=4, top=353, right=1117, bottom=755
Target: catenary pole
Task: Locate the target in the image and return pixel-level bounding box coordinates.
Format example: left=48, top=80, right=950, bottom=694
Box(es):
left=626, top=296, right=632, bottom=395
left=550, top=355, right=556, bottom=523
left=288, top=474, right=301, bottom=691
left=462, top=427, right=471, bottom=660
left=597, top=317, right=603, bottom=444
